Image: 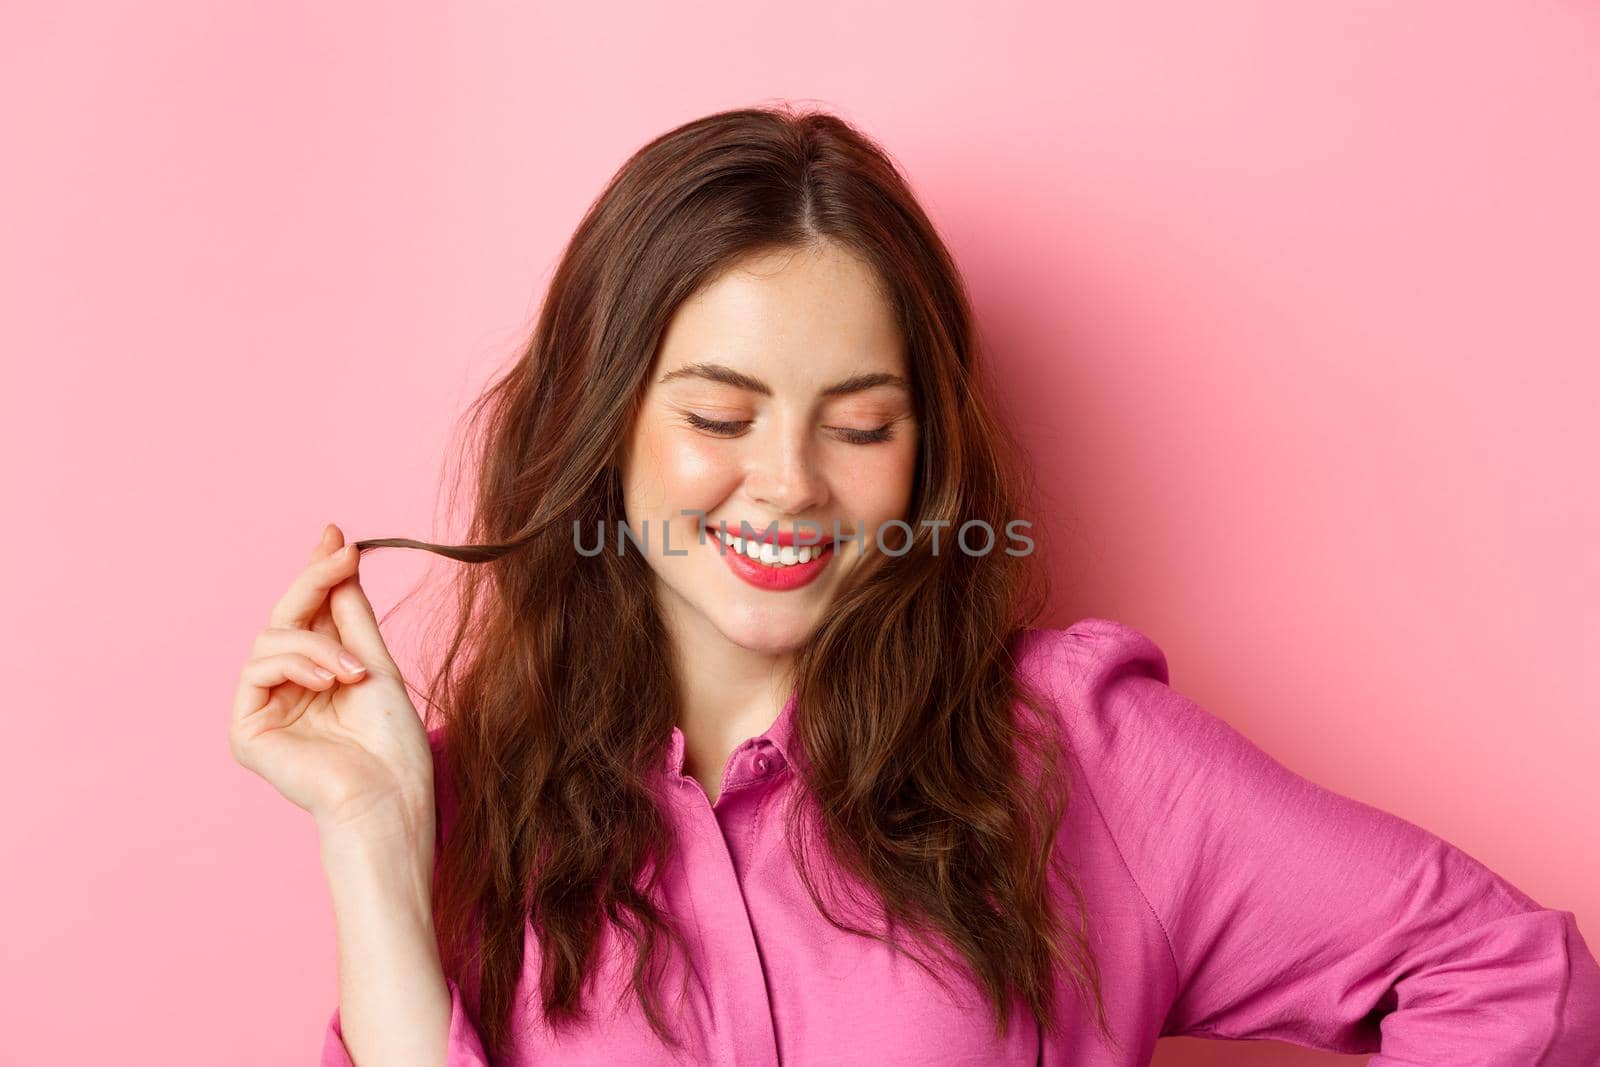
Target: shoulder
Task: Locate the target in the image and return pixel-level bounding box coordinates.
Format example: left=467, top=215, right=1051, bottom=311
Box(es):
left=1012, top=616, right=1171, bottom=721
left=1013, top=616, right=1169, bottom=685
left=1011, top=617, right=1230, bottom=778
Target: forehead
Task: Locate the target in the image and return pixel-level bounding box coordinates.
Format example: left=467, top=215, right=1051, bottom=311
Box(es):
left=655, top=242, right=904, bottom=374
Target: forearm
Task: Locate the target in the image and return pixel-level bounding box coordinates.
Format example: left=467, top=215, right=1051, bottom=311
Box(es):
left=319, top=805, right=451, bottom=1067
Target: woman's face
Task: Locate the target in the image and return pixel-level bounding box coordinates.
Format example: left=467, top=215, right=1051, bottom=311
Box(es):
left=620, top=239, right=919, bottom=655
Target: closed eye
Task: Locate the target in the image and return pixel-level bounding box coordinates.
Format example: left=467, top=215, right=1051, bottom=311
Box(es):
left=682, top=412, right=897, bottom=444
left=829, top=424, right=895, bottom=444
left=683, top=412, right=750, bottom=436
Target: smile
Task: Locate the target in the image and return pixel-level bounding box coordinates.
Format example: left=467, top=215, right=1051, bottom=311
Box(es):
left=715, top=530, right=835, bottom=590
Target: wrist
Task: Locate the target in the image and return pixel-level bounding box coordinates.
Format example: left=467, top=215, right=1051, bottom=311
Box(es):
left=315, top=786, right=434, bottom=848
left=317, top=802, right=435, bottom=913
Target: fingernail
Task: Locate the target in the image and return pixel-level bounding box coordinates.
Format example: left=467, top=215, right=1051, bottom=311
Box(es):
left=338, top=652, right=366, bottom=673
left=312, top=667, right=336, bottom=681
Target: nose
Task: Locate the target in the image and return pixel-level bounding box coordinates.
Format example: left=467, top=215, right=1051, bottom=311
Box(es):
left=746, top=419, right=827, bottom=516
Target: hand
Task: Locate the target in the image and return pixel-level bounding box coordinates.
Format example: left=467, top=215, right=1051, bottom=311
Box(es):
left=229, top=523, right=434, bottom=837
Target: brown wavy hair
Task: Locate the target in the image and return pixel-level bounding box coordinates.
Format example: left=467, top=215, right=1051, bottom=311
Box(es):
left=353, top=103, right=1115, bottom=1060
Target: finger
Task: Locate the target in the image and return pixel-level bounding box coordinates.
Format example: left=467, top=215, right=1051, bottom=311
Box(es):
left=253, top=627, right=370, bottom=684
left=267, top=525, right=361, bottom=631
left=236, top=652, right=339, bottom=701
left=306, top=522, right=336, bottom=564
left=308, top=524, right=346, bottom=639
left=230, top=652, right=339, bottom=747
left=309, top=525, right=353, bottom=642
left=326, top=549, right=398, bottom=673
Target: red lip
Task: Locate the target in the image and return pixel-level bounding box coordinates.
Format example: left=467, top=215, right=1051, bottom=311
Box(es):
left=716, top=522, right=835, bottom=547
left=717, top=537, right=835, bottom=591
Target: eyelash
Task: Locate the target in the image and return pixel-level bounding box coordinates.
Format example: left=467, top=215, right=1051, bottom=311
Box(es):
left=682, top=412, right=896, bottom=445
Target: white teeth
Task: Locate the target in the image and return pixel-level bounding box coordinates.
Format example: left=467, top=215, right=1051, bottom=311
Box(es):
left=716, top=531, right=829, bottom=568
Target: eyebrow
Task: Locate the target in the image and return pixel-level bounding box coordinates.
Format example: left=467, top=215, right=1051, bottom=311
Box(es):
left=657, top=361, right=911, bottom=398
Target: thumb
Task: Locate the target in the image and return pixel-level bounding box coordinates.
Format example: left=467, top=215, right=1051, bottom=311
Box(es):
left=327, top=552, right=399, bottom=674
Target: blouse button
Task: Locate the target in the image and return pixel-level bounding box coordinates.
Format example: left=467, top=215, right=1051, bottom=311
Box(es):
left=755, top=755, right=771, bottom=774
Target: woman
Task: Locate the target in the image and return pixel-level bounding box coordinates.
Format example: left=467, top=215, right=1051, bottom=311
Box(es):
left=229, top=106, right=1600, bottom=1065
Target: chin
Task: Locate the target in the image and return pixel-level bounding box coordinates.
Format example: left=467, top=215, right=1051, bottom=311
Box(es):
left=710, top=609, right=819, bottom=655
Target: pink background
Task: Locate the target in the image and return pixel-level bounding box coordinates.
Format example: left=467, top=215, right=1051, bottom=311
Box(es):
left=2, top=3, right=1595, bottom=1063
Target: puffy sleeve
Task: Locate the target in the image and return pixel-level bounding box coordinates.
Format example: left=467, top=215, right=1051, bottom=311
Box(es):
left=1035, top=617, right=1600, bottom=1065
left=321, top=979, right=491, bottom=1066
left=318, top=724, right=495, bottom=1065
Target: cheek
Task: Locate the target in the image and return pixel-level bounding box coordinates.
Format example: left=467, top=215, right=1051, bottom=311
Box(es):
left=833, top=442, right=917, bottom=518
left=624, top=422, right=742, bottom=515
left=664, top=437, right=737, bottom=493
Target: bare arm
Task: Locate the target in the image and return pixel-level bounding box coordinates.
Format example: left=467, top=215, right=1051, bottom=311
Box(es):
left=319, top=800, right=451, bottom=1067
left=230, top=526, right=490, bottom=1063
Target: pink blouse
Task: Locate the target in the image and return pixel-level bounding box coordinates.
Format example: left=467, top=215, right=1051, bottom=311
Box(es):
left=322, top=617, right=1600, bottom=1065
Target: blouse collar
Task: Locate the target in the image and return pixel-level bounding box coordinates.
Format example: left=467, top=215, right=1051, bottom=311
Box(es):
left=663, top=684, right=798, bottom=778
